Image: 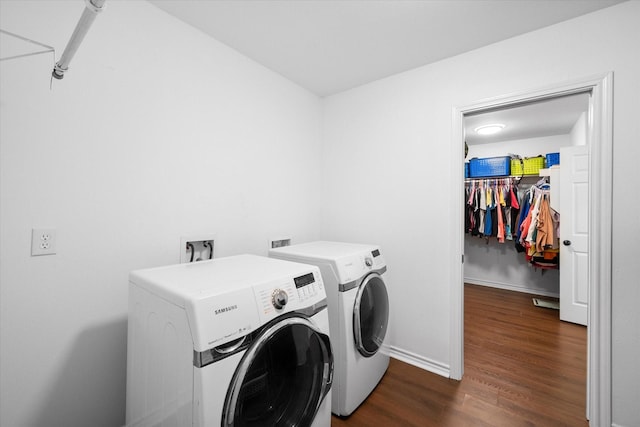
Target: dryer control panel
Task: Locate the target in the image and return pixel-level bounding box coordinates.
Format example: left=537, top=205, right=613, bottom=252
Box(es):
left=335, top=248, right=386, bottom=284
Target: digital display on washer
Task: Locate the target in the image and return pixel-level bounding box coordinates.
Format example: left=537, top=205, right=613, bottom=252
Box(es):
left=372, top=249, right=381, bottom=257
left=294, top=273, right=315, bottom=289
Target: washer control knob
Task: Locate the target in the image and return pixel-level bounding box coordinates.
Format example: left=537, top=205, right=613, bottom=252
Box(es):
left=365, top=257, right=373, bottom=267
left=272, top=289, right=288, bottom=310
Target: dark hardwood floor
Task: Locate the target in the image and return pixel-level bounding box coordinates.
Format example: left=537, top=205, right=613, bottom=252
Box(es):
left=331, top=284, right=588, bottom=426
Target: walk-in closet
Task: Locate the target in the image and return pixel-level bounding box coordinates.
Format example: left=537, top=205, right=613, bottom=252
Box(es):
left=463, top=92, right=590, bottom=326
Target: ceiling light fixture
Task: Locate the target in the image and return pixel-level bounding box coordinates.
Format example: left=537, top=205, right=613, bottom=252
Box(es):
left=475, top=124, right=506, bottom=135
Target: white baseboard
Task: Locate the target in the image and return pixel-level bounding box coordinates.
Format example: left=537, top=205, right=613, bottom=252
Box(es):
left=464, top=277, right=560, bottom=298
left=388, top=346, right=450, bottom=378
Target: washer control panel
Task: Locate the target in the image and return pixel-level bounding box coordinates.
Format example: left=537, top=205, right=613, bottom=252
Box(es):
left=293, top=272, right=323, bottom=302
left=271, top=289, right=289, bottom=309
left=254, top=269, right=325, bottom=322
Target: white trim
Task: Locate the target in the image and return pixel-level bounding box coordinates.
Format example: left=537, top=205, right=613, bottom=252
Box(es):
left=587, top=72, right=614, bottom=427
left=450, top=106, right=465, bottom=381
left=389, top=346, right=450, bottom=378
left=464, top=278, right=560, bottom=299
left=451, top=72, right=613, bottom=426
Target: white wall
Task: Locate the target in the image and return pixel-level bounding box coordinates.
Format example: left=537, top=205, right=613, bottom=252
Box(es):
left=321, top=2, right=640, bottom=426
left=464, top=235, right=560, bottom=296
left=571, top=112, right=588, bottom=146
left=464, top=134, right=570, bottom=297
left=0, top=2, right=322, bottom=426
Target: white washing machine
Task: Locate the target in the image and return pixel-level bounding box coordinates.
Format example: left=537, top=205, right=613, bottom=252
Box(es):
left=269, top=241, right=390, bottom=417
left=125, top=254, right=333, bottom=427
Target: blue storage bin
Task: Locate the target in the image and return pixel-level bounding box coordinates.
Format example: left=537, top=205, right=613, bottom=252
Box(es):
left=546, top=152, right=560, bottom=167
left=465, top=162, right=469, bottom=178
left=469, top=156, right=511, bottom=178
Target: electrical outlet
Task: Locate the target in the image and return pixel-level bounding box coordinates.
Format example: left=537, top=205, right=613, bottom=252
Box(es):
left=31, top=228, right=57, bottom=256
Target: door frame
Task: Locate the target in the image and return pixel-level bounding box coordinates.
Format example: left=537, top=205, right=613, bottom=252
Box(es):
left=450, top=72, right=613, bottom=426
left=353, top=272, right=390, bottom=357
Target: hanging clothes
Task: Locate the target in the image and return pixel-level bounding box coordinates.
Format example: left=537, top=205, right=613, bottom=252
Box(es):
left=465, top=177, right=522, bottom=243
left=536, top=196, right=555, bottom=253
left=521, top=184, right=560, bottom=270
left=478, top=183, right=486, bottom=235
left=514, top=188, right=531, bottom=253
left=464, top=174, right=559, bottom=274
left=496, top=186, right=505, bottom=243
left=525, top=192, right=543, bottom=245
left=484, top=187, right=493, bottom=237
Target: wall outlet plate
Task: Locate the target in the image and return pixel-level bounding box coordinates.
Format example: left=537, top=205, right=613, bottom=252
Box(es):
left=180, top=235, right=215, bottom=263
left=31, top=228, right=57, bottom=256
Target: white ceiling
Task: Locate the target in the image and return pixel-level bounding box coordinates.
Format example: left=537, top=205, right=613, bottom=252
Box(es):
left=464, top=92, right=590, bottom=145
left=148, top=0, right=623, bottom=97
left=147, top=0, right=618, bottom=142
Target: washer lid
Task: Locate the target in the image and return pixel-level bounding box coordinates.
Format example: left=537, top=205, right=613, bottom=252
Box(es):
left=129, top=254, right=325, bottom=351
left=129, top=254, right=317, bottom=307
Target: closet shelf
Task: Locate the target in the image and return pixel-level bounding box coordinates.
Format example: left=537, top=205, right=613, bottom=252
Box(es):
left=465, top=175, right=541, bottom=181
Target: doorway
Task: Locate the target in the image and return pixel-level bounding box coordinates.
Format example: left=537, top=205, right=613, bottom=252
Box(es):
left=463, top=92, right=589, bottom=421
left=463, top=92, right=589, bottom=308
left=450, top=73, right=613, bottom=426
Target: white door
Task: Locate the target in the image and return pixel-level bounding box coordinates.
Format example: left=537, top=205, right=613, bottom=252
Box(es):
left=559, top=145, right=589, bottom=326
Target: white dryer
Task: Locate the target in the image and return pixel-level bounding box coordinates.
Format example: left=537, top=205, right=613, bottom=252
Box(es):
left=270, top=241, right=390, bottom=417
left=125, top=254, right=333, bottom=427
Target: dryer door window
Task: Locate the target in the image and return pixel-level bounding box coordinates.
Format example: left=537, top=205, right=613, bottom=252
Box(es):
left=222, top=316, right=333, bottom=427
left=353, top=274, right=389, bottom=357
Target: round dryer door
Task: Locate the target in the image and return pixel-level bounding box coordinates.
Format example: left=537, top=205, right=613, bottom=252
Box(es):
left=353, top=273, right=389, bottom=357
left=222, top=315, right=333, bottom=427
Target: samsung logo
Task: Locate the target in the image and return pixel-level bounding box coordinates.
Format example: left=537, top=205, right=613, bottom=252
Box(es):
left=214, top=305, right=238, bottom=315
